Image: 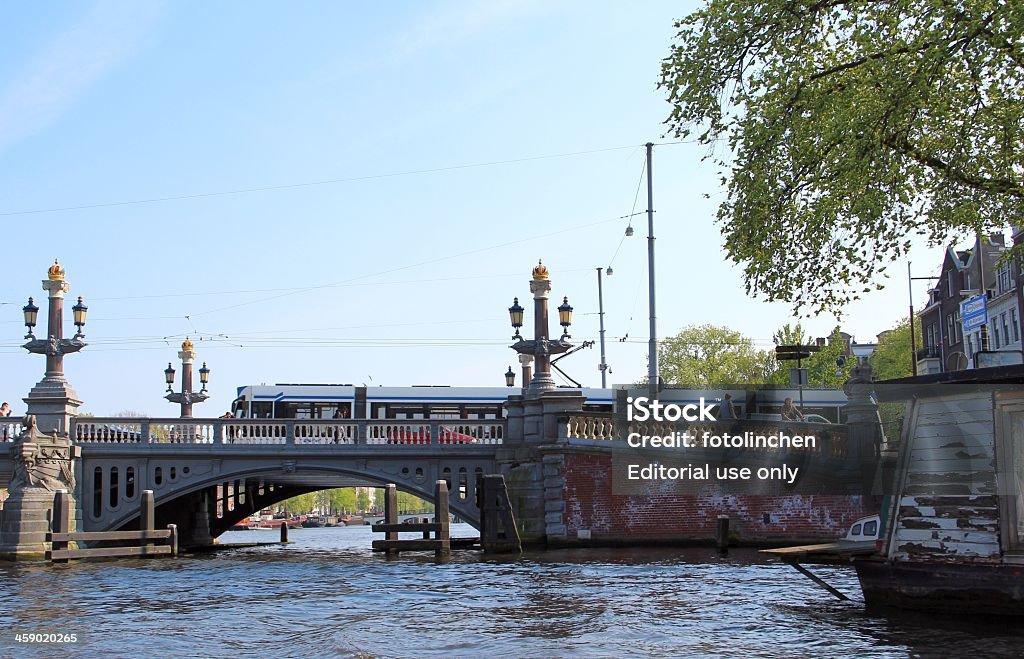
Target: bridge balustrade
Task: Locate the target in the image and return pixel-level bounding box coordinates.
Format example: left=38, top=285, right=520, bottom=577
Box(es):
left=69, top=417, right=505, bottom=446
left=1, top=416, right=23, bottom=442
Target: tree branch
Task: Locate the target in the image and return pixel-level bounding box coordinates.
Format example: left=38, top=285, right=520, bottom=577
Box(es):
left=881, top=135, right=1024, bottom=198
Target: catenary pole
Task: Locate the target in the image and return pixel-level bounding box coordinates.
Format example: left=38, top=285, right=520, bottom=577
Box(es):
left=646, top=142, right=658, bottom=399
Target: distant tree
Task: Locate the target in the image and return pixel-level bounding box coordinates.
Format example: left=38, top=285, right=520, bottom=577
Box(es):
left=870, top=317, right=922, bottom=381
left=396, top=492, right=433, bottom=514
left=660, top=0, right=1024, bottom=312
left=657, top=324, right=777, bottom=387
left=771, top=324, right=851, bottom=388
left=331, top=488, right=357, bottom=514
left=373, top=488, right=385, bottom=513
left=280, top=493, right=316, bottom=514
left=355, top=489, right=371, bottom=513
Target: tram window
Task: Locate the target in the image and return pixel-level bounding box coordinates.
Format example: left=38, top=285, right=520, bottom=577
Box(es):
left=251, top=402, right=273, bottom=418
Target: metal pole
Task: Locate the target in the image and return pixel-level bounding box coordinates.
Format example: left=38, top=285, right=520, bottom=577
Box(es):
left=977, top=233, right=989, bottom=352
left=908, top=262, right=918, bottom=376
left=597, top=267, right=607, bottom=388
left=646, top=142, right=658, bottom=399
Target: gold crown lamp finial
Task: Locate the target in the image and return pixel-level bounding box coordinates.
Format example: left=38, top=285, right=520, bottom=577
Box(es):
left=532, top=259, right=549, bottom=281
left=47, top=259, right=65, bottom=280
left=182, top=338, right=194, bottom=352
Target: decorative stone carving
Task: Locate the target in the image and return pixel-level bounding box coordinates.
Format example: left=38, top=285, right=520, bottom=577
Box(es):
left=7, top=415, right=75, bottom=494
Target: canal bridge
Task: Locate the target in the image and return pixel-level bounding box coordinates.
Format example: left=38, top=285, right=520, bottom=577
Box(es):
left=0, top=260, right=884, bottom=559
left=1, top=416, right=505, bottom=546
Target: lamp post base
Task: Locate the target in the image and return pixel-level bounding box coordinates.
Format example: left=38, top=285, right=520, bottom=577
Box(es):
left=23, top=376, right=82, bottom=437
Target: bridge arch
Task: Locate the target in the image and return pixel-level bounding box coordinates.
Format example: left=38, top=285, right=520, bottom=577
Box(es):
left=82, top=454, right=491, bottom=545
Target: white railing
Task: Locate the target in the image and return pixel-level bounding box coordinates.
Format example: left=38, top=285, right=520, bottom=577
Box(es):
left=1, top=417, right=24, bottom=442
left=71, top=417, right=505, bottom=446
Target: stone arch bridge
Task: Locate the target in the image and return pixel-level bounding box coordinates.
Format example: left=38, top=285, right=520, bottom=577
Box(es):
left=1, top=416, right=504, bottom=547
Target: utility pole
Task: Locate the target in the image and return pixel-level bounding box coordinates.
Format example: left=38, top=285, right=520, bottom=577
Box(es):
left=646, top=142, right=658, bottom=399
left=908, top=262, right=918, bottom=376
left=597, top=267, right=608, bottom=388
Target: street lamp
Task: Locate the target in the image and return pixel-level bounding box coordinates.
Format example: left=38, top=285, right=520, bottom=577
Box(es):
left=164, top=337, right=210, bottom=418
left=23, top=260, right=88, bottom=380
left=557, top=296, right=574, bottom=339
left=508, top=261, right=574, bottom=395
left=505, top=366, right=515, bottom=387
left=22, top=297, right=39, bottom=339
left=72, top=296, right=88, bottom=339
left=508, top=297, right=525, bottom=340
left=20, top=259, right=88, bottom=436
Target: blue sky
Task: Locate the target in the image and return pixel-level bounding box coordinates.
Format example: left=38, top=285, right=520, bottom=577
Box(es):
left=0, top=1, right=947, bottom=416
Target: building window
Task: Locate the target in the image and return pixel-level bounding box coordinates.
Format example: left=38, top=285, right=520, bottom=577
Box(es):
left=1013, top=308, right=1020, bottom=343
left=995, top=325, right=1002, bottom=349
left=954, top=310, right=963, bottom=343
left=948, top=313, right=957, bottom=345
left=947, top=270, right=957, bottom=298
left=998, top=263, right=1015, bottom=294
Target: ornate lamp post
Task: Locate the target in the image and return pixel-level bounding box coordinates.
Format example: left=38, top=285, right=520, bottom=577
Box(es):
left=22, top=259, right=88, bottom=435
left=508, top=261, right=574, bottom=396
left=164, top=338, right=210, bottom=418
left=1, top=260, right=87, bottom=558
left=504, top=366, right=516, bottom=387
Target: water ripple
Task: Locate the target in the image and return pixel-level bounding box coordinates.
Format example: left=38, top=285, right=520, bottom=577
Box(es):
left=1, top=525, right=1022, bottom=657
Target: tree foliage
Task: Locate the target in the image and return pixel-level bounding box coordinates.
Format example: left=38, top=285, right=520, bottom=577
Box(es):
left=659, top=323, right=851, bottom=387
left=870, top=316, right=921, bottom=380
left=660, top=0, right=1024, bottom=312
left=659, top=324, right=778, bottom=386
left=772, top=324, right=851, bottom=387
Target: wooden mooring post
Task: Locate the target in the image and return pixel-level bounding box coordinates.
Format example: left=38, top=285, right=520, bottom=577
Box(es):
left=46, top=489, right=179, bottom=562
left=716, top=515, right=730, bottom=553
left=372, top=481, right=451, bottom=558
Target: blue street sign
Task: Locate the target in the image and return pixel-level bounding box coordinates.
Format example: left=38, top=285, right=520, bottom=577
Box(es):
left=961, top=294, right=988, bottom=333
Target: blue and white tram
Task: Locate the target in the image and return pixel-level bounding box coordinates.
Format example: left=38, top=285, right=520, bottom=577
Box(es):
left=231, top=384, right=616, bottom=421
left=230, top=383, right=846, bottom=423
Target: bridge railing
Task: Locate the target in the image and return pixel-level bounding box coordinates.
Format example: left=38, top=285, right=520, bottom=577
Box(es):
left=71, top=417, right=505, bottom=446
left=1, top=416, right=24, bottom=442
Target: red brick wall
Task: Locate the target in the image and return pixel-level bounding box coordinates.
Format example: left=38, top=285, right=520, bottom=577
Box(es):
left=559, top=452, right=872, bottom=544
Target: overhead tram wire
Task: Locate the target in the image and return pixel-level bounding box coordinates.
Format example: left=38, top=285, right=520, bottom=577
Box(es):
left=0, top=140, right=697, bottom=218
left=188, top=214, right=628, bottom=318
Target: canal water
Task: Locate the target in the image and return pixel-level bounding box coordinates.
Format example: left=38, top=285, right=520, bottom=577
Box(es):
left=2, top=524, right=1023, bottom=658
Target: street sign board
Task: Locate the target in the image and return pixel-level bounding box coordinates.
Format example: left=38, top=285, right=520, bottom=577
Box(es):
left=961, top=294, right=988, bottom=333
left=789, top=368, right=808, bottom=386
left=775, top=345, right=820, bottom=361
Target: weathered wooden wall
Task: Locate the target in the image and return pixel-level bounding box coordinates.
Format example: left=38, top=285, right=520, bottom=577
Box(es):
left=890, top=393, right=1001, bottom=560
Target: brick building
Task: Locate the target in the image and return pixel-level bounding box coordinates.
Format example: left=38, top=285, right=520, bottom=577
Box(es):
left=917, top=233, right=1020, bottom=374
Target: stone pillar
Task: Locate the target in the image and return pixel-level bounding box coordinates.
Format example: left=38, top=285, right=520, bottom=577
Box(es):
left=190, top=489, right=214, bottom=546
left=498, top=388, right=586, bottom=546
left=518, top=354, right=534, bottom=395
left=527, top=263, right=556, bottom=394
left=179, top=340, right=196, bottom=419
left=843, top=361, right=885, bottom=494
left=0, top=418, right=80, bottom=560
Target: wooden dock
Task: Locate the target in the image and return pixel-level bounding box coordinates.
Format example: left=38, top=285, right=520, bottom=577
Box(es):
left=762, top=541, right=878, bottom=601
left=372, top=481, right=451, bottom=557
left=47, top=489, right=178, bottom=562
